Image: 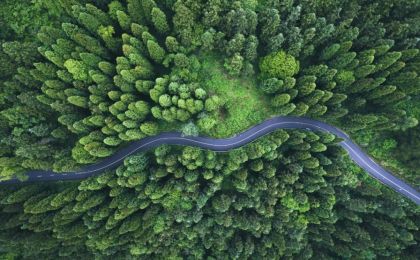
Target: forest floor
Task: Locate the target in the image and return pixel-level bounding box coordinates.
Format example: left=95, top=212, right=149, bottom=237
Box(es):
left=199, top=54, right=274, bottom=138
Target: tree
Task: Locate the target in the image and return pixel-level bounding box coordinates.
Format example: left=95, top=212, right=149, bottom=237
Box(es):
left=174, top=53, right=190, bottom=68
left=244, top=35, right=258, bottom=61
left=261, top=78, right=284, bottom=94
left=201, top=30, right=215, bottom=51
left=259, top=51, right=299, bottom=79
left=320, top=43, right=340, bottom=60
left=181, top=122, right=199, bottom=137
left=116, top=10, right=132, bottom=31
left=211, top=194, right=232, bottom=213
left=260, top=8, right=280, bottom=40
left=172, top=2, right=197, bottom=46
left=205, top=95, right=221, bottom=111
left=194, top=88, right=206, bottom=99
left=277, top=103, right=296, bottom=115
left=84, top=142, right=113, bottom=157
left=151, top=7, right=169, bottom=34
left=63, top=59, right=89, bottom=81
left=67, top=96, right=88, bottom=108
left=224, top=53, right=244, bottom=76
left=140, top=122, right=158, bottom=136
left=226, top=33, right=245, bottom=55
left=147, top=40, right=166, bottom=63
left=198, top=114, right=216, bottom=132
left=272, top=94, right=291, bottom=107
left=165, top=36, right=180, bottom=53
left=141, top=0, right=157, bottom=22
left=62, top=23, right=108, bottom=58
left=104, top=136, right=122, bottom=146
left=267, top=33, right=285, bottom=53
left=158, top=94, right=172, bottom=107
left=335, top=70, right=355, bottom=88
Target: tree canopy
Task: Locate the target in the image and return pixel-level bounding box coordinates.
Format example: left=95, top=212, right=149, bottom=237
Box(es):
left=0, top=0, right=419, bottom=258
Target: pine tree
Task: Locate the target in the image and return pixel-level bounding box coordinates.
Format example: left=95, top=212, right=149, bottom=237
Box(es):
left=151, top=7, right=169, bottom=34
left=147, top=40, right=166, bottom=63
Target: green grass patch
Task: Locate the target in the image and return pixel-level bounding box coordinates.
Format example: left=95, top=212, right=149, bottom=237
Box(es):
left=199, top=54, right=274, bottom=138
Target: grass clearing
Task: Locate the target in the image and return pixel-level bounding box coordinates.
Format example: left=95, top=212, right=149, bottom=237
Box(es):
left=199, top=54, right=274, bottom=138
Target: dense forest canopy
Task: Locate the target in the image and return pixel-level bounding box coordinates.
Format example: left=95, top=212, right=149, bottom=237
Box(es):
left=0, top=0, right=419, bottom=258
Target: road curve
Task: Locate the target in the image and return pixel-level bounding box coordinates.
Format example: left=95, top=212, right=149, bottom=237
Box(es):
left=1, top=116, right=419, bottom=205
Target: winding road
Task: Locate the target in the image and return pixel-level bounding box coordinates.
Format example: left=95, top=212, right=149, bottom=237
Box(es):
left=1, top=116, right=419, bottom=205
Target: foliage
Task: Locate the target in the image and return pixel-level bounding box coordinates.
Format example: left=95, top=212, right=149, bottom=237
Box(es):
left=0, top=0, right=419, bottom=258
left=0, top=130, right=418, bottom=258
left=259, top=51, right=300, bottom=79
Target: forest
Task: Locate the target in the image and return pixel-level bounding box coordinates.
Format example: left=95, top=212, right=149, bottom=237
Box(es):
left=0, top=0, right=419, bottom=258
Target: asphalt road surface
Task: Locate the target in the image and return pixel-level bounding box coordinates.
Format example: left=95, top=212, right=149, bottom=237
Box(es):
left=1, top=116, right=419, bottom=205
